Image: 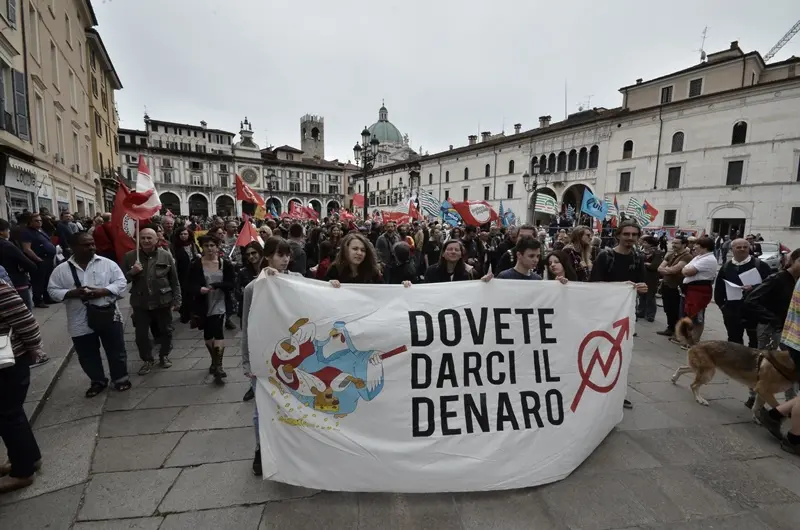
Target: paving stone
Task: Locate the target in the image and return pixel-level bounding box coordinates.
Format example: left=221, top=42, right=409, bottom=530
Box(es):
left=689, top=460, right=800, bottom=509
left=573, top=431, right=661, bottom=476
left=631, top=381, right=699, bottom=403
left=165, top=402, right=253, bottom=431
left=159, top=460, right=317, bottom=512
left=34, top=375, right=108, bottom=428
left=164, top=427, right=254, bottom=467
left=625, top=387, right=654, bottom=405
left=260, top=493, right=359, bottom=529
left=654, top=399, right=746, bottom=427
left=137, top=382, right=250, bottom=408
left=78, top=468, right=181, bottom=520
left=453, top=488, right=565, bottom=529
left=355, top=492, right=465, bottom=530
left=73, top=518, right=164, bottom=530
left=105, top=387, right=156, bottom=411
left=0, top=416, right=99, bottom=505
left=626, top=467, right=735, bottom=520
left=745, top=457, right=800, bottom=498
left=161, top=505, right=264, bottom=530
left=642, top=512, right=775, bottom=529
left=627, top=365, right=681, bottom=384
left=0, top=483, right=83, bottom=530
left=755, top=502, right=800, bottom=529
left=141, top=368, right=248, bottom=387
left=99, top=407, right=183, bottom=437
left=615, top=403, right=687, bottom=431
left=92, top=432, right=184, bottom=472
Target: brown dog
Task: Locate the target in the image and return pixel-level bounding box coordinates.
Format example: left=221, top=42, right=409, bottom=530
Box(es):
left=670, top=317, right=796, bottom=421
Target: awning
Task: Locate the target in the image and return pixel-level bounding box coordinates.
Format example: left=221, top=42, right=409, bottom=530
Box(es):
left=7, top=157, right=49, bottom=182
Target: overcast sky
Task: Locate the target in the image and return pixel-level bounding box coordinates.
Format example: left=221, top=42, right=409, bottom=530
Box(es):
left=96, top=0, right=798, bottom=162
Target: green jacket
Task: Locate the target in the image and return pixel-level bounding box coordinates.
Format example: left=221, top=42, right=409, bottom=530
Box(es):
left=123, top=248, right=181, bottom=310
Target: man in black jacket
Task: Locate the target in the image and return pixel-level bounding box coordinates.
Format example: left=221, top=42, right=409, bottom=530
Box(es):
left=714, top=238, right=772, bottom=347
left=0, top=219, right=37, bottom=311
left=496, top=224, right=536, bottom=274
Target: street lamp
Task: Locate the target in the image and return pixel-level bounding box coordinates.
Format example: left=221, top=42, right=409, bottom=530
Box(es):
left=353, top=126, right=380, bottom=220
left=523, top=159, right=552, bottom=225
left=266, top=170, right=277, bottom=214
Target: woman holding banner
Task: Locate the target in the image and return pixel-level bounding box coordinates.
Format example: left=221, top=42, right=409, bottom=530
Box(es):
left=424, top=240, right=473, bottom=283
left=326, top=233, right=383, bottom=286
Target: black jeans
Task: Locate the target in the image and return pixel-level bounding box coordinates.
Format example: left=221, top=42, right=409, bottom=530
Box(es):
left=637, top=291, right=657, bottom=320
left=722, top=303, right=757, bottom=347
left=32, top=258, right=54, bottom=304
left=661, top=285, right=681, bottom=332
left=132, top=306, right=173, bottom=361
left=72, top=321, right=129, bottom=385
left=0, top=356, right=41, bottom=478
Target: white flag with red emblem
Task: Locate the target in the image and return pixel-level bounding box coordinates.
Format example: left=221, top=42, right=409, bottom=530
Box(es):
left=122, top=158, right=162, bottom=221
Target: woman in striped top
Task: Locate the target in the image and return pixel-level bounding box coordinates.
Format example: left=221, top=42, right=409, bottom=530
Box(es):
left=0, top=279, right=44, bottom=494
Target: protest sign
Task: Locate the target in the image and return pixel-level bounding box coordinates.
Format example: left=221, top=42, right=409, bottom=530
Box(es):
left=249, top=276, right=636, bottom=493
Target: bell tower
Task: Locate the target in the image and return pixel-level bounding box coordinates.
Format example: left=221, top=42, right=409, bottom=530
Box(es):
left=300, top=114, right=324, bottom=159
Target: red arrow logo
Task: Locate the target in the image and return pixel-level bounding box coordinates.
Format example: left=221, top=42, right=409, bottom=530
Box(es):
left=570, top=317, right=629, bottom=412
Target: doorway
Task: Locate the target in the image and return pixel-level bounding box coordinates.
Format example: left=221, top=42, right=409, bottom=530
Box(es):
left=712, top=218, right=745, bottom=239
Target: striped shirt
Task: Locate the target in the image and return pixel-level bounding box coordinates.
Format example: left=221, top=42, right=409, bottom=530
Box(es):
left=0, top=282, right=42, bottom=357
left=780, top=278, right=800, bottom=351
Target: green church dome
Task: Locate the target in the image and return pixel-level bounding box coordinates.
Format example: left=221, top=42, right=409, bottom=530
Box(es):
left=367, top=105, right=404, bottom=145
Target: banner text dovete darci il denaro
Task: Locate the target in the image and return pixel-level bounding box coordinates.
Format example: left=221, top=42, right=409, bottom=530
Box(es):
left=408, top=307, right=565, bottom=437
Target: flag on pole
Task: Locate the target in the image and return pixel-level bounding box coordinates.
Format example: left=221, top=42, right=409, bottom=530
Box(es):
left=642, top=200, right=659, bottom=225
left=580, top=189, right=609, bottom=221
left=408, top=201, right=422, bottom=220
left=236, top=174, right=267, bottom=220
left=450, top=200, right=499, bottom=227
left=111, top=179, right=138, bottom=263
left=122, top=158, right=162, bottom=220
left=418, top=188, right=440, bottom=217
left=440, top=201, right=461, bottom=227
left=625, top=197, right=656, bottom=227
left=566, top=204, right=576, bottom=220
left=499, top=200, right=506, bottom=227
left=534, top=194, right=558, bottom=216
left=235, top=214, right=261, bottom=247
left=269, top=203, right=279, bottom=219
left=352, top=193, right=365, bottom=208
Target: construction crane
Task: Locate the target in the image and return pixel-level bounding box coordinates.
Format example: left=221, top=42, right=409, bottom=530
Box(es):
left=764, top=20, right=800, bottom=61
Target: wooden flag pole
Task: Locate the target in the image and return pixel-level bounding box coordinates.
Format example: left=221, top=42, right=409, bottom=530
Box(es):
left=135, top=219, right=140, bottom=263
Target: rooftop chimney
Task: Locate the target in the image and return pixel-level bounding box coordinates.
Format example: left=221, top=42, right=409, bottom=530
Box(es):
left=200, top=120, right=208, bottom=129
left=449, top=145, right=453, bottom=150
left=538, top=115, right=551, bottom=128
left=481, top=131, right=491, bottom=142
left=635, top=78, right=643, bottom=84
left=514, top=123, right=522, bottom=134
left=730, top=40, right=738, bottom=50
left=468, top=135, right=478, bottom=146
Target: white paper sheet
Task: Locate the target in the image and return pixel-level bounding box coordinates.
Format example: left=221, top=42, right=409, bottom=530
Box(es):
left=738, top=267, right=763, bottom=287
left=724, top=280, right=743, bottom=301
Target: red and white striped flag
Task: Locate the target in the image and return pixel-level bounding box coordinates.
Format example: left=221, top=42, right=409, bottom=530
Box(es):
left=122, top=158, right=162, bottom=220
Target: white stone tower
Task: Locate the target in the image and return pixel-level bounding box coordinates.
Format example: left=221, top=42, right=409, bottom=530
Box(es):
left=300, top=114, right=325, bottom=159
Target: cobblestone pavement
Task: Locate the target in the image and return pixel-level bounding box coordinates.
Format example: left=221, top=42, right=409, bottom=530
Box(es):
left=1, top=304, right=799, bottom=530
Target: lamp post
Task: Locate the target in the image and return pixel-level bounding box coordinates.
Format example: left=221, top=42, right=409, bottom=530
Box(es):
left=353, top=127, right=380, bottom=220
left=522, top=160, right=552, bottom=226
left=266, top=170, right=277, bottom=215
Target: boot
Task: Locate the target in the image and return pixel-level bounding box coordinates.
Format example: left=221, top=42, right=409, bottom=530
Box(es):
left=214, top=347, right=227, bottom=379
left=206, top=343, right=216, bottom=374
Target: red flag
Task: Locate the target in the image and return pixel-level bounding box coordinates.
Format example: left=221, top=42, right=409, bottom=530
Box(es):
left=235, top=174, right=265, bottom=207
left=408, top=201, right=422, bottom=220
left=302, top=206, right=319, bottom=220
left=111, top=179, right=138, bottom=263
left=339, top=209, right=355, bottom=221
left=235, top=213, right=260, bottom=247
left=380, top=210, right=412, bottom=224
left=450, top=200, right=499, bottom=227
left=122, top=158, right=162, bottom=220
left=643, top=200, right=659, bottom=222
left=352, top=193, right=365, bottom=208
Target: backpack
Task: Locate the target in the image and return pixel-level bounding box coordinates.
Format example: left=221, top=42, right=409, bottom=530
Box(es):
left=600, top=248, right=643, bottom=278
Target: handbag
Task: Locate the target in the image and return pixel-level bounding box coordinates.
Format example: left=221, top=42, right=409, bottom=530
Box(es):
left=0, top=334, right=14, bottom=369
left=67, top=262, right=117, bottom=332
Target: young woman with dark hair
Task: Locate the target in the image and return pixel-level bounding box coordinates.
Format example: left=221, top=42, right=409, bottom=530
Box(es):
left=314, top=240, right=335, bottom=280
left=188, top=235, right=235, bottom=384
left=544, top=250, right=578, bottom=283
left=305, top=227, right=321, bottom=271
left=424, top=239, right=473, bottom=283
left=326, top=233, right=383, bottom=285
left=236, top=242, right=266, bottom=318
left=171, top=227, right=199, bottom=323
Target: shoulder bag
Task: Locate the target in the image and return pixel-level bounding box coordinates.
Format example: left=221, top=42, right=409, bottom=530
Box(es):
left=67, top=262, right=117, bottom=332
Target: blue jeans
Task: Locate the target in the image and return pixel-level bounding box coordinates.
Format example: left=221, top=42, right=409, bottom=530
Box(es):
left=72, top=321, right=129, bottom=385
left=251, top=378, right=260, bottom=446
left=18, top=287, right=33, bottom=312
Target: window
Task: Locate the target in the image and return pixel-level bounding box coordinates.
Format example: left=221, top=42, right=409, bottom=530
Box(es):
left=101, top=88, right=107, bottom=111
left=567, top=150, right=577, bottom=171
left=726, top=160, right=744, bottom=186
left=55, top=114, right=64, bottom=160
left=666, top=166, right=681, bottom=189
left=622, top=140, right=633, bottom=159
left=797, top=156, right=800, bottom=182
left=68, top=69, right=77, bottom=109
left=91, top=76, right=97, bottom=97
left=50, top=41, right=59, bottom=89
left=578, top=148, right=587, bottom=170
left=328, top=185, right=339, bottom=194
left=619, top=171, right=631, bottom=192
left=34, top=92, right=46, bottom=152
left=2, top=0, right=16, bottom=27
left=731, top=121, right=747, bottom=145
left=483, top=186, right=490, bottom=200
left=556, top=151, right=566, bottom=172
left=94, top=112, right=102, bottom=136
left=286, top=154, right=293, bottom=161
left=29, top=4, right=40, bottom=62
left=64, top=14, right=72, bottom=48
left=671, top=132, right=684, bottom=153
left=139, top=137, right=146, bottom=146
left=219, top=163, right=228, bottom=172
left=484, top=164, right=490, bottom=177
left=547, top=153, right=556, bottom=172
left=428, top=173, right=432, bottom=185
left=163, top=172, right=173, bottom=184
left=445, top=171, right=449, bottom=183
left=289, top=182, right=301, bottom=192
left=190, top=161, right=202, bottom=171
left=2, top=68, right=29, bottom=141
left=444, top=190, right=450, bottom=200
left=72, top=130, right=79, bottom=173
left=464, top=167, right=469, bottom=180
left=663, top=209, right=677, bottom=226
left=78, top=40, right=84, bottom=70
left=588, top=146, right=599, bottom=169
left=310, top=183, right=320, bottom=193
left=463, top=188, right=469, bottom=201
left=386, top=179, right=390, bottom=189
left=790, top=207, right=800, bottom=227
left=507, top=183, right=514, bottom=199
left=660, top=86, right=673, bottom=104
left=220, top=175, right=229, bottom=188
left=688, top=78, right=703, bottom=97
left=191, top=174, right=202, bottom=186
left=90, top=48, right=96, bottom=71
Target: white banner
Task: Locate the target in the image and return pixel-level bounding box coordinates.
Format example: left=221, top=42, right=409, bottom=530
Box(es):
left=250, top=275, right=636, bottom=493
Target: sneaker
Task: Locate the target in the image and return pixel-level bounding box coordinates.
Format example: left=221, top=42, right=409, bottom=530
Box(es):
left=137, top=360, right=155, bottom=376
left=159, top=356, right=173, bottom=368
left=744, top=396, right=755, bottom=409
left=780, top=437, right=800, bottom=456
left=623, top=399, right=633, bottom=409
left=646, top=317, right=655, bottom=323
left=656, top=329, right=672, bottom=336
left=30, top=353, right=50, bottom=368
left=0, top=475, right=34, bottom=494
left=758, top=408, right=784, bottom=441
left=243, top=387, right=255, bottom=402
left=252, top=449, right=263, bottom=476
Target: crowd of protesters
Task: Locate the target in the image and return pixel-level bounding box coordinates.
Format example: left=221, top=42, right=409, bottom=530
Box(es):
left=0, top=204, right=799, bottom=494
